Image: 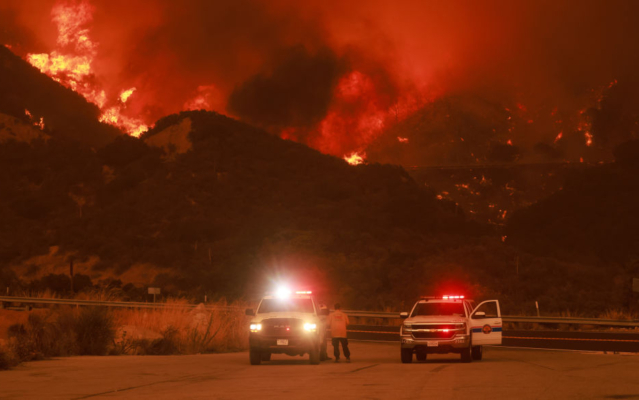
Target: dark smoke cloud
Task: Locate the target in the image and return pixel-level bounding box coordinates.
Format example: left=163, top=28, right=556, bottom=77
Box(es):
left=228, top=46, right=346, bottom=130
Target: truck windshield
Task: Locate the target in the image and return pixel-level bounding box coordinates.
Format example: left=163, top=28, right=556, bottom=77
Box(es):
left=258, top=298, right=314, bottom=314
left=411, top=302, right=466, bottom=317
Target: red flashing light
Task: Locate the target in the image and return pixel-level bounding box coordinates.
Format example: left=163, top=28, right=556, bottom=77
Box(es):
left=295, top=291, right=312, bottom=294
left=443, top=295, right=464, bottom=300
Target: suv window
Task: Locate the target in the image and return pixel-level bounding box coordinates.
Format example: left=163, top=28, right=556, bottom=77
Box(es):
left=258, top=298, right=314, bottom=314
left=411, top=302, right=466, bottom=317
left=473, top=301, right=499, bottom=318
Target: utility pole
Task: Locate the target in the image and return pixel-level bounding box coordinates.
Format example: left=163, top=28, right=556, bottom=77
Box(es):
left=69, top=259, right=74, bottom=294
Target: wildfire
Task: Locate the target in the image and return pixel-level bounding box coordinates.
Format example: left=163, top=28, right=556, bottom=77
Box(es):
left=99, top=108, right=147, bottom=137
left=344, top=152, right=365, bottom=165
left=25, top=0, right=147, bottom=136
left=397, top=136, right=409, bottom=143
left=120, top=88, right=136, bottom=103
left=24, top=109, right=45, bottom=130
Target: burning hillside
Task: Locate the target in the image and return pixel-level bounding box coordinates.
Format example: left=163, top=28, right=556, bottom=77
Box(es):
left=2, top=0, right=639, bottom=163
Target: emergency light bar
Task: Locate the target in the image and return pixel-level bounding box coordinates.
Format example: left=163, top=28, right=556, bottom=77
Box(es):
left=443, top=295, right=464, bottom=299
left=268, top=288, right=313, bottom=298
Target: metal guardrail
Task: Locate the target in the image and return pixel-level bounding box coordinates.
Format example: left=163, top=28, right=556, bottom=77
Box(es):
left=2, top=297, right=639, bottom=328
left=343, top=310, right=639, bottom=328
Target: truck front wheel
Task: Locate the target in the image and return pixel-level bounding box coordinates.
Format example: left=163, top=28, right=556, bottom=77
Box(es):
left=249, top=350, right=262, bottom=365
left=309, top=345, right=320, bottom=365
left=401, top=348, right=413, bottom=363
left=461, top=346, right=472, bottom=363
left=471, top=345, right=483, bottom=360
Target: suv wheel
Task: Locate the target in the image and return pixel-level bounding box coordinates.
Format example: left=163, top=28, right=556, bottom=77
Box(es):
left=471, top=345, right=483, bottom=361
left=401, top=348, right=413, bottom=363
left=416, top=351, right=427, bottom=362
left=309, top=345, right=320, bottom=365
left=250, top=350, right=262, bottom=365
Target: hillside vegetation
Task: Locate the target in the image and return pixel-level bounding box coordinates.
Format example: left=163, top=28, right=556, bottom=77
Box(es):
left=0, top=107, right=637, bottom=313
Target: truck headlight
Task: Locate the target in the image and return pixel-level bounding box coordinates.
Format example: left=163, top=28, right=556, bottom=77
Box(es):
left=250, top=324, right=262, bottom=333
left=303, top=323, right=317, bottom=332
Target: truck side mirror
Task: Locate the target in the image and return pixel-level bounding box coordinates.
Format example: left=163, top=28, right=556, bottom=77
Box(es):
left=473, top=311, right=486, bottom=319
left=245, top=308, right=255, bottom=316
left=400, top=312, right=409, bottom=319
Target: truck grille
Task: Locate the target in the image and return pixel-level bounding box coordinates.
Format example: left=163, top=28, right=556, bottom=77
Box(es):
left=412, top=324, right=460, bottom=330
left=413, top=331, right=456, bottom=339
left=261, top=318, right=302, bottom=336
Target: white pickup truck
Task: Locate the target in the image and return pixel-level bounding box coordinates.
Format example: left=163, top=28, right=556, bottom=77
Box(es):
left=399, top=295, right=502, bottom=363
left=245, top=290, right=328, bottom=365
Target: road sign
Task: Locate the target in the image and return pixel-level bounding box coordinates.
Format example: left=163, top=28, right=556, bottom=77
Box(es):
left=148, top=287, right=161, bottom=303
left=633, top=279, right=639, bottom=293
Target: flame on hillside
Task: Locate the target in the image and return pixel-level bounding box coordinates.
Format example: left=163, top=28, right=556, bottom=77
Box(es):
left=344, top=151, right=365, bottom=165
left=25, top=0, right=147, bottom=137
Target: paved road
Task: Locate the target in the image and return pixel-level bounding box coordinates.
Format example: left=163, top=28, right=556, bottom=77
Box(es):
left=1, top=342, right=638, bottom=399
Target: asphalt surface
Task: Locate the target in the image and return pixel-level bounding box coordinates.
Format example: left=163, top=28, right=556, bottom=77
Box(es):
left=1, top=342, right=638, bottom=400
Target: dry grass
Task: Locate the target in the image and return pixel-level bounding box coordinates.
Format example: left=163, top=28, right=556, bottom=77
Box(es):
left=0, top=296, right=249, bottom=370
left=112, top=299, right=248, bottom=355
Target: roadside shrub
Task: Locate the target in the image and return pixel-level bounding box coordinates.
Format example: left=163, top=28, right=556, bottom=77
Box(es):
left=7, top=313, right=59, bottom=361
left=74, top=307, right=114, bottom=355
left=145, top=326, right=181, bottom=355
left=0, top=345, right=19, bottom=370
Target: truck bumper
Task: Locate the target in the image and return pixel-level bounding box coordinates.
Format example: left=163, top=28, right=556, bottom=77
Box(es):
left=249, top=334, right=318, bottom=355
left=400, top=334, right=470, bottom=353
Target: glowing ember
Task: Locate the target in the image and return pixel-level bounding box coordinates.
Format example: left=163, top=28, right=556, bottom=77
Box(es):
left=554, top=131, right=563, bottom=143
left=584, top=132, right=593, bottom=146
left=397, top=136, right=409, bottom=143
left=120, top=88, right=136, bottom=103
left=507, top=139, right=513, bottom=145
left=344, top=152, right=365, bottom=165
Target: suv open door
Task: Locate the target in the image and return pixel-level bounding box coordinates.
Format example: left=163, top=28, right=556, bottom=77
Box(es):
left=469, top=300, right=502, bottom=346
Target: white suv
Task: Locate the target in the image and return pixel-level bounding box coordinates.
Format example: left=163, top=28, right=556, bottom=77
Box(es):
left=400, top=295, right=502, bottom=363
left=245, top=290, right=328, bottom=365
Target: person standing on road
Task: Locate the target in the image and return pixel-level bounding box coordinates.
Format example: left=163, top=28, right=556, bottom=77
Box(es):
left=327, top=303, right=350, bottom=362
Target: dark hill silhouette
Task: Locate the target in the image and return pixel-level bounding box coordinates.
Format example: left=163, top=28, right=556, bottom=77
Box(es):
left=0, top=45, right=119, bottom=147
left=506, top=140, right=639, bottom=264
left=1, top=109, right=635, bottom=313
